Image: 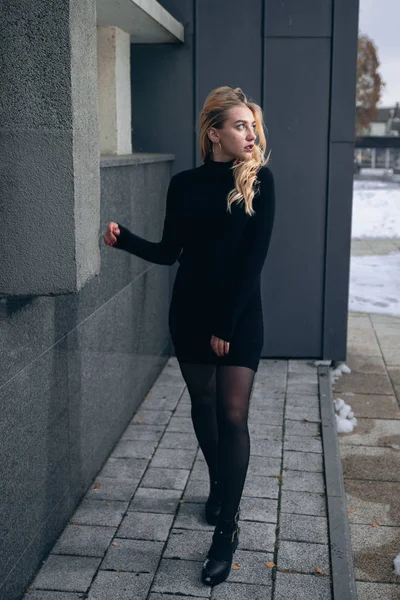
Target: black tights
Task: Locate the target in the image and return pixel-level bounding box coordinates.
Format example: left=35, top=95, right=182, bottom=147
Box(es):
left=178, top=362, right=256, bottom=522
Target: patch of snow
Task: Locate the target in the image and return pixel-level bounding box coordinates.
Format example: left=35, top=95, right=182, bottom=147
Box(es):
left=339, top=403, right=352, bottom=419
left=330, top=363, right=351, bottom=385
left=335, top=415, right=357, bottom=433
left=350, top=253, right=400, bottom=317
left=350, top=179, right=400, bottom=317
left=350, top=179, right=400, bottom=316
left=333, top=397, right=357, bottom=433
left=352, top=179, right=400, bottom=239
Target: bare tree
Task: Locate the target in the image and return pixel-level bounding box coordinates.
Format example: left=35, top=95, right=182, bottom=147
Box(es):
left=356, top=33, right=385, bottom=136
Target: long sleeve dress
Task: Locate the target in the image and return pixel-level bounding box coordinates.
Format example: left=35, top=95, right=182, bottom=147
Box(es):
left=112, top=156, right=276, bottom=372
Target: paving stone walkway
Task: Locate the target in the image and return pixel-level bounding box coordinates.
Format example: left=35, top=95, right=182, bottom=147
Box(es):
left=335, top=311, right=400, bottom=599
left=25, top=358, right=333, bottom=600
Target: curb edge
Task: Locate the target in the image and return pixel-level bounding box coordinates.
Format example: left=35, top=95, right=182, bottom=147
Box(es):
left=318, top=365, right=358, bottom=600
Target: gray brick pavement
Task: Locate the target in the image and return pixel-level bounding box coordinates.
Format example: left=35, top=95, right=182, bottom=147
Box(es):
left=26, top=358, right=334, bottom=600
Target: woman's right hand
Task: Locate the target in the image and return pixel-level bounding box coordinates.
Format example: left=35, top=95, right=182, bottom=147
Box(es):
left=104, top=222, right=120, bottom=246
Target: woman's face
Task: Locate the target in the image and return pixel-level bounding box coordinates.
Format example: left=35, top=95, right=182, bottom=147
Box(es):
left=209, top=105, right=257, bottom=162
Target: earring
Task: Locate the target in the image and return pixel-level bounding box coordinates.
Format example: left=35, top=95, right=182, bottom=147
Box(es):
left=212, top=141, right=221, bottom=154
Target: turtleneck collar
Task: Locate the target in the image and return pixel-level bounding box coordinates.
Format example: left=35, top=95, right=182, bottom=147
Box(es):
left=203, top=155, right=236, bottom=172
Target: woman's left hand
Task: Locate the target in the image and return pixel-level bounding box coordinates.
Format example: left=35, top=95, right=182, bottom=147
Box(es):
left=210, top=335, right=230, bottom=357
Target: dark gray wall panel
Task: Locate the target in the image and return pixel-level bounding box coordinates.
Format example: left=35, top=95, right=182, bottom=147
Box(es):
left=131, top=41, right=194, bottom=175
left=324, top=0, right=359, bottom=360
left=196, top=0, right=263, bottom=164
left=263, top=37, right=331, bottom=356
left=323, top=143, right=354, bottom=359
left=158, top=0, right=194, bottom=36
left=330, top=0, right=359, bottom=142
left=265, top=0, right=332, bottom=37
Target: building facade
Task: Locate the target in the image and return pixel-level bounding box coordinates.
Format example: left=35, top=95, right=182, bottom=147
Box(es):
left=356, top=104, right=400, bottom=171
left=0, top=1, right=359, bottom=598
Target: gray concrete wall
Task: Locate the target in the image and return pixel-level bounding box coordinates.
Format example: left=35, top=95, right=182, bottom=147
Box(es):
left=0, top=157, right=173, bottom=600
left=133, top=0, right=359, bottom=361
left=0, top=0, right=101, bottom=296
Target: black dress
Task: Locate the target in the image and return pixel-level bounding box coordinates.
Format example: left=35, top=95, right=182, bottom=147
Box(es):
left=112, top=156, right=276, bottom=372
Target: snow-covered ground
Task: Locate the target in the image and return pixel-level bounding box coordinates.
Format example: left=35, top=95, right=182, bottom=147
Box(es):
left=349, top=179, right=400, bottom=317
left=351, top=179, right=400, bottom=239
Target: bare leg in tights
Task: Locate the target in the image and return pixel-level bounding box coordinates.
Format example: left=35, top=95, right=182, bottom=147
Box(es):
left=179, top=363, right=219, bottom=491
left=178, top=362, right=256, bottom=522
left=215, top=365, right=255, bottom=521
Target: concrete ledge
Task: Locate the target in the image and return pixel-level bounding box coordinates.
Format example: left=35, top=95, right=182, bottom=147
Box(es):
left=318, top=365, right=358, bottom=600
left=96, top=0, right=185, bottom=43
left=100, top=153, right=175, bottom=168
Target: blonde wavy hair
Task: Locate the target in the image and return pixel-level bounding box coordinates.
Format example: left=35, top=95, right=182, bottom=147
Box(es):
left=199, top=86, right=271, bottom=216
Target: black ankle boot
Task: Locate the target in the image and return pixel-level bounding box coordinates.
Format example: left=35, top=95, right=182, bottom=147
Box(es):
left=201, top=507, right=241, bottom=586
left=205, top=480, right=222, bottom=525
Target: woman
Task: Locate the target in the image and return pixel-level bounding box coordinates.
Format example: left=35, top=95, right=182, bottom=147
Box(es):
left=104, top=86, right=276, bottom=587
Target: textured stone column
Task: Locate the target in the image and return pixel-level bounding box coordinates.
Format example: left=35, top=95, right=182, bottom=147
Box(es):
left=0, top=0, right=100, bottom=296
left=97, top=26, right=132, bottom=155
